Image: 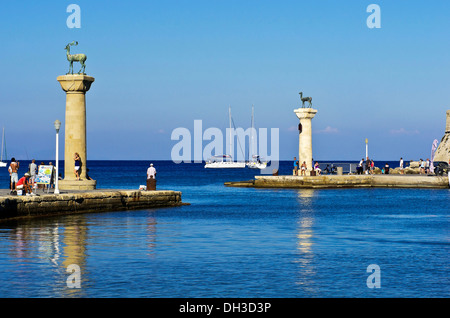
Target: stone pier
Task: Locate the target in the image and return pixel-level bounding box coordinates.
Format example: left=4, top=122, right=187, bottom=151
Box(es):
left=0, top=190, right=185, bottom=223
left=294, top=107, right=318, bottom=171
left=57, top=74, right=96, bottom=190
left=225, top=175, right=449, bottom=189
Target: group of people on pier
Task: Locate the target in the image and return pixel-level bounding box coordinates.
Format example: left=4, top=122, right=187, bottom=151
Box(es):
left=7, top=158, right=56, bottom=195
left=293, top=157, right=323, bottom=176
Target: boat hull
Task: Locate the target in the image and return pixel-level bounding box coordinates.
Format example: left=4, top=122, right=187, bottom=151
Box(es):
left=246, top=162, right=267, bottom=169
left=205, top=162, right=246, bottom=168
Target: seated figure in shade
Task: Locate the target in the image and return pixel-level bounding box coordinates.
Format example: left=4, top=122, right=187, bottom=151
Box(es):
left=16, top=173, right=32, bottom=195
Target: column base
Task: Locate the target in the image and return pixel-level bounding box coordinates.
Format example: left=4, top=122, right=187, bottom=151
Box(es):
left=58, top=179, right=97, bottom=191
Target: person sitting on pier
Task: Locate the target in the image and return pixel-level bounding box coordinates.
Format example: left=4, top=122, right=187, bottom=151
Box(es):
left=384, top=163, right=390, bottom=174
left=314, top=162, right=321, bottom=175
left=16, top=173, right=32, bottom=195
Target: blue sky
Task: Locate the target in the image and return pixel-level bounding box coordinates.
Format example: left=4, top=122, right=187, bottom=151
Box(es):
left=0, top=0, right=449, bottom=161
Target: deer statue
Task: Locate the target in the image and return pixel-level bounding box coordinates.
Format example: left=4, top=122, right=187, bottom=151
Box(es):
left=299, top=92, right=312, bottom=108
left=65, top=41, right=87, bottom=74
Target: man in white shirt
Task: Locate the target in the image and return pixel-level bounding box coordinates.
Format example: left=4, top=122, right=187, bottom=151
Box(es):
left=147, top=163, right=156, bottom=180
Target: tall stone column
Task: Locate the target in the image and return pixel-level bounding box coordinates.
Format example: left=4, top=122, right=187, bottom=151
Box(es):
left=294, top=108, right=318, bottom=173
left=57, top=74, right=96, bottom=190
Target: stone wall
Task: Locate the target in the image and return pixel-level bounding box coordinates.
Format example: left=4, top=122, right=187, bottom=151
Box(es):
left=0, top=190, right=183, bottom=222
left=245, top=175, right=449, bottom=189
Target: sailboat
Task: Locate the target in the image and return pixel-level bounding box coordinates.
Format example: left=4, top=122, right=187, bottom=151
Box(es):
left=246, top=105, right=267, bottom=169
left=0, top=127, right=7, bottom=167
left=204, top=107, right=246, bottom=168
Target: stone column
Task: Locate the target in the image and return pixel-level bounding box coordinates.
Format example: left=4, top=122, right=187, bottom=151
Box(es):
left=294, top=108, right=318, bottom=173
left=57, top=74, right=96, bottom=190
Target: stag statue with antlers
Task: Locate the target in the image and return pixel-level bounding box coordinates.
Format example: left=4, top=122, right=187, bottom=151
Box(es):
left=299, top=92, right=312, bottom=108
left=65, top=41, right=87, bottom=74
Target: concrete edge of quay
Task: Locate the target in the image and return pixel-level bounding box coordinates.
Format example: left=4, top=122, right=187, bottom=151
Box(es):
left=225, top=175, right=450, bottom=189
left=0, top=189, right=186, bottom=223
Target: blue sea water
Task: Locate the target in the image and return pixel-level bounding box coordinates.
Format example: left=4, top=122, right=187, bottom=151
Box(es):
left=0, top=160, right=448, bottom=298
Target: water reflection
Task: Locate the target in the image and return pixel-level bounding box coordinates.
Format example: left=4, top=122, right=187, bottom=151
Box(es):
left=146, top=215, right=157, bottom=257
left=61, top=216, right=89, bottom=297
left=294, top=189, right=318, bottom=295
left=1, top=212, right=166, bottom=297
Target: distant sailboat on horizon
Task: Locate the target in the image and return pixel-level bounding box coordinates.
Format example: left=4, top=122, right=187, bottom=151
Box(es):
left=204, top=107, right=246, bottom=169
left=246, top=105, right=267, bottom=169
left=0, top=127, right=7, bottom=167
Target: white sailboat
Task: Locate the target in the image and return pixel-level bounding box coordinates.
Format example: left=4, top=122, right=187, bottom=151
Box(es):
left=0, top=127, right=7, bottom=167
left=246, top=105, right=267, bottom=169
left=205, top=107, right=246, bottom=168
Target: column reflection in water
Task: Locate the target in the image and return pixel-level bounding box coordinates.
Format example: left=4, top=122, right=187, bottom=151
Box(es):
left=146, top=216, right=157, bottom=257
left=62, top=216, right=89, bottom=297
left=294, top=189, right=318, bottom=295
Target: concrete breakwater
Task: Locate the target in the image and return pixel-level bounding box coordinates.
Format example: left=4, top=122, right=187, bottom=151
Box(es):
left=0, top=190, right=184, bottom=222
left=225, top=175, right=450, bottom=189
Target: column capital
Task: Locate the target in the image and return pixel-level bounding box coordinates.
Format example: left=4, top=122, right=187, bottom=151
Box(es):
left=294, top=108, right=318, bottom=120
left=57, top=74, right=95, bottom=93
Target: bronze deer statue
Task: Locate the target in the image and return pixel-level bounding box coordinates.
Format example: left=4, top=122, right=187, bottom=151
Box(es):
left=65, top=41, right=87, bottom=74
left=299, top=92, right=312, bottom=108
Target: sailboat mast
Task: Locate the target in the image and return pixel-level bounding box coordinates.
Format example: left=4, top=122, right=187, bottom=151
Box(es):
left=1, top=127, right=4, bottom=162
left=229, top=106, right=232, bottom=158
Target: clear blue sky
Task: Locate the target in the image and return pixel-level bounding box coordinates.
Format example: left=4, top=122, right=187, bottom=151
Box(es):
left=1, top=0, right=449, bottom=161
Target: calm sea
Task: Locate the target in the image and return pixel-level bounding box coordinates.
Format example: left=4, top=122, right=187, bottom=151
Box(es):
left=0, top=160, right=448, bottom=298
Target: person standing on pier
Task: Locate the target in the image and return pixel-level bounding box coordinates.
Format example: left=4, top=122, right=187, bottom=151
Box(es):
left=293, top=157, right=298, bottom=176
left=147, top=163, right=156, bottom=180
left=399, top=158, right=404, bottom=174
left=29, top=159, right=37, bottom=185
left=146, top=163, right=157, bottom=191
left=419, top=159, right=425, bottom=174
left=365, top=157, right=371, bottom=174
left=9, top=158, right=19, bottom=194
left=300, top=161, right=307, bottom=176
left=74, top=153, right=81, bottom=180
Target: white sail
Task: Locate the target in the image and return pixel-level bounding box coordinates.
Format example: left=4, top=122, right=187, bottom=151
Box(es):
left=0, top=127, right=6, bottom=167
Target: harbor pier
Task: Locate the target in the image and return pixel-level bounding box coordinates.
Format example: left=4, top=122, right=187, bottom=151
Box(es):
left=225, top=174, right=449, bottom=189
left=0, top=189, right=185, bottom=223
